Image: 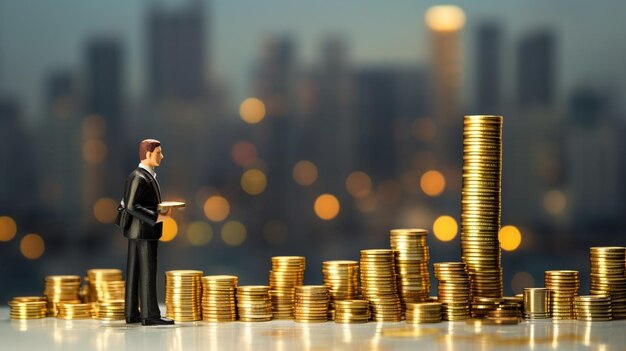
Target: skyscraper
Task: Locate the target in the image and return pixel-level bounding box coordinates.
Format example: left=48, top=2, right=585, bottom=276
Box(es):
left=517, top=30, right=555, bottom=107
left=475, top=22, right=502, bottom=112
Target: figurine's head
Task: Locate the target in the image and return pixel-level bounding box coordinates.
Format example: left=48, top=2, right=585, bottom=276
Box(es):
left=139, top=139, right=163, bottom=168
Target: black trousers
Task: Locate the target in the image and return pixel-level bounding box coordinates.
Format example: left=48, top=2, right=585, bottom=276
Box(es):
left=125, top=239, right=161, bottom=319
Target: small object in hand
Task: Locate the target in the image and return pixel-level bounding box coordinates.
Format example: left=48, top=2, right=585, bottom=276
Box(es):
left=158, top=201, right=186, bottom=213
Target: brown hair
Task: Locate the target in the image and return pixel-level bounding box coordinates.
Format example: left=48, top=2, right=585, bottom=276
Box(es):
left=139, top=139, right=161, bottom=160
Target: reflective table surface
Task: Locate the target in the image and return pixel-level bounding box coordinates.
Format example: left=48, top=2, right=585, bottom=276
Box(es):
left=2, top=307, right=624, bottom=350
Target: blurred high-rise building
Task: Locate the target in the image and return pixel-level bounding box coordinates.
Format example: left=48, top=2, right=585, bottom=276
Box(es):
left=517, top=31, right=555, bottom=107
left=475, top=22, right=502, bottom=112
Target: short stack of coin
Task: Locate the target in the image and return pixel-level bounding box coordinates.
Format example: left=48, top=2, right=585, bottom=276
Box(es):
left=360, top=249, right=402, bottom=322
left=94, top=300, right=125, bottom=321
left=269, top=256, right=305, bottom=319
left=390, top=229, right=431, bottom=310
left=461, top=115, right=504, bottom=299
left=322, top=260, right=361, bottom=320
left=294, top=285, right=329, bottom=323
left=333, top=300, right=370, bottom=323
left=236, top=285, right=273, bottom=322
left=405, top=302, right=442, bottom=324
left=44, top=275, right=82, bottom=317
left=471, top=297, right=522, bottom=319
left=545, top=270, right=579, bottom=320
left=165, top=270, right=203, bottom=322
left=434, top=262, right=471, bottom=321
left=9, top=297, right=47, bottom=320
left=523, top=288, right=551, bottom=319
left=590, top=247, right=626, bottom=319
left=56, top=302, right=94, bottom=320
left=574, top=295, right=612, bottom=321
left=86, top=269, right=125, bottom=303
left=201, top=275, right=238, bottom=322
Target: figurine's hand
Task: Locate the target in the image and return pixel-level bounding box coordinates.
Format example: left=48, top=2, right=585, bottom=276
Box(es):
left=156, top=208, right=173, bottom=223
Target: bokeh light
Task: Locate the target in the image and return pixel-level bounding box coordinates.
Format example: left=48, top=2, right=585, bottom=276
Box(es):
left=262, top=220, right=288, bottom=245
left=346, top=171, right=372, bottom=199
left=292, top=160, right=318, bottom=186
left=231, top=141, right=257, bottom=167
left=20, top=233, right=45, bottom=260
left=433, top=215, right=458, bottom=241
left=93, top=198, right=118, bottom=223
left=425, top=5, right=466, bottom=32
left=82, top=114, right=107, bottom=138
left=160, top=218, right=178, bottom=242
left=221, top=220, right=247, bottom=246
left=82, top=139, right=107, bottom=165
left=186, top=221, right=213, bottom=246
left=511, top=271, right=535, bottom=294
left=314, top=194, right=340, bottom=220
left=203, top=195, right=230, bottom=222
left=241, top=169, right=267, bottom=195
left=239, top=97, right=266, bottom=124
left=543, top=189, right=567, bottom=215
left=0, top=216, right=17, bottom=242
left=420, top=170, right=446, bottom=196
left=499, top=225, right=522, bottom=251
left=412, top=117, right=437, bottom=142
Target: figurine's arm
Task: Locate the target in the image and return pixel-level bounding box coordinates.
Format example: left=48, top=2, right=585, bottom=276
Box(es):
left=126, top=176, right=158, bottom=227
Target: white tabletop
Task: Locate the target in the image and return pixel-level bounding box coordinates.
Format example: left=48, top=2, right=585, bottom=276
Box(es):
left=2, top=307, right=625, bottom=350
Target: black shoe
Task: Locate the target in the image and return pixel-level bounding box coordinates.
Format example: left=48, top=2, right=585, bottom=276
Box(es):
left=126, top=316, right=141, bottom=324
left=141, top=317, right=175, bottom=326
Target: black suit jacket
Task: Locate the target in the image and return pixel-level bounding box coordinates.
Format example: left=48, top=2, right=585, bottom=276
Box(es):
left=123, top=167, right=163, bottom=240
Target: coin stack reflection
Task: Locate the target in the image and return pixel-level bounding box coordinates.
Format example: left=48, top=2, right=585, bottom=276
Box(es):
left=590, top=247, right=626, bottom=319
left=405, top=302, right=442, bottom=324
left=236, top=285, right=273, bottom=322
left=575, top=295, right=612, bottom=321
left=86, top=269, right=125, bottom=303
left=360, top=249, right=402, bottom=322
left=44, top=275, right=82, bottom=317
left=461, top=115, right=504, bottom=299
left=201, top=275, right=238, bottom=322
left=433, top=262, right=471, bottom=321
left=294, top=285, right=329, bottom=323
left=523, top=288, right=551, bottom=319
left=333, top=300, right=370, bottom=323
left=95, top=300, right=125, bottom=321
left=9, top=297, right=47, bottom=320
left=57, top=302, right=94, bottom=320
left=165, top=270, right=203, bottom=322
left=269, top=256, right=305, bottom=319
left=322, top=260, right=361, bottom=321
left=545, top=270, right=579, bottom=320
left=390, top=228, right=431, bottom=311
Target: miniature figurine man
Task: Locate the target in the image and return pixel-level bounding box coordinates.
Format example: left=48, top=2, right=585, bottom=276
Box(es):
left=121, top=139, right=174, bottom=326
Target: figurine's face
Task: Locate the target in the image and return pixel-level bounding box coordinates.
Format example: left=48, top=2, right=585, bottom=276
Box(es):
left=145, top=146, right=164, bottom=168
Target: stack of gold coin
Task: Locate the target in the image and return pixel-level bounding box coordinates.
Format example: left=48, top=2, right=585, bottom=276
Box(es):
left=433, top=262, right=471, bottom=321
left=322, top=260, right=361, bottom=320
left=390, top=229, right=431, bottom=310
left=95, top=300, right=125, bottom=321
left=360, top=249, right=402, bottom=322
left=545, top=270, right=579, bottom=320
left=57, top=302, right=94, bottom=319
left=165, top=270, right=203, bottom=322
left=44, top=275, right=82, bottom=317
left=471, top=297, right=522, bottom=319
left=201, top=275, right=238, bottom=322
left=236, top=285, right=273, bottom=322
left=405, top=302, right=442, bottom=324
left=590, top=247, right=626, bottom=319
left=86, top=269, right=125, bottom=303
left=333, top=300, right=370, bottom=323
left=461, top=115, right=504, bottom=299
left=9, top=297, right=47, bottom=320
left=269, top=256, right=305, bottom=319
left=523, top=288, right=551, bottom=319
left=294, top=285, right=329, bottom=323
left=471, top=297, right=503, bottom=318
left=574, top=295, right=612, bottom=321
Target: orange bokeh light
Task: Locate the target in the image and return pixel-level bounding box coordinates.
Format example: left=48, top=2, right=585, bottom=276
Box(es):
left=293, top=160, right=318, bottom=186
left=420, top=170, right=446, bottom=197
left=314, top=194, right=340, bottom=220
left=203, top=196, right=230, bottom=222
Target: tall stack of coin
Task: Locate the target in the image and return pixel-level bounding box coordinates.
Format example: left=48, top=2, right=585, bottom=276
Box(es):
left=523, top=288, right=551, bottom=319
left=389, top=228, right=431, bottom=310
left=574, top=295, right=612, bottom=321
left=269, top=256, right=305, bottom=319
left=57, top=302, right=94, bottom=320
left=545, top=270, right=579, bottom=320
left=405, top=302, right=442, bottom=324
left=360, top=249, right=402, bottom=322
left=9, top=297, right=47, bottom=320
left=201, top=275, right=238, bottom=322
left=165, top=270, right=203, bottom=322
left=94, top=300, right=125, bottom=321
left=322, top=260, right=361, bottom=320
left=86, top=269, right=125, bottom=303
left=333, top=300, right=370, bottom=323
left=461, top=115, right=503, bottom=299
left=590, top=247, right=626, bottom=319
left=294, top=285, right=329, bottom=323
left=236, top=285, right=273, bottom=322
left=433, top=262, right=471, bottom=321
left=43, top=275, right=82, bottom=317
